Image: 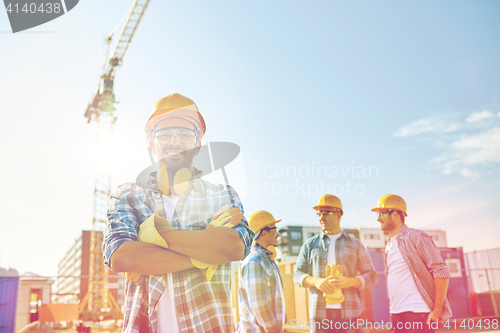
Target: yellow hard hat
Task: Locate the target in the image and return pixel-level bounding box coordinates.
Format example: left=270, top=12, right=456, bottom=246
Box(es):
left=313, top=194, right=343, bottom=216
left=248, top=210, right=281, bottom=238
left=145, top=93, right=206, bottom=140
left=371, top=194, right=407, bottom=216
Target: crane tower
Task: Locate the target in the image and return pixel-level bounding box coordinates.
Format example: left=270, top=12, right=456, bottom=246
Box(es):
left=81, top=0, right=150, bottom=321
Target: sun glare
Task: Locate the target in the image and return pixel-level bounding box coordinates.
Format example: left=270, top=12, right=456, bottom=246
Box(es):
left=95, top=134, right=118, bottom=170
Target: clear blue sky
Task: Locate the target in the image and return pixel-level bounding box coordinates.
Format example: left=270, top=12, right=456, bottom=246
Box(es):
left=1, top=0, right=499, bottom=277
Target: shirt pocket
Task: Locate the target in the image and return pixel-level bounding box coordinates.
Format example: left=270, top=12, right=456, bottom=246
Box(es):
left=310, top=248, right=326, bottom=277
left=265, top=267, right=277, bottom=287
left=339, top=249, right=357, bottom=277
left=181, top=212, right=213, bottom=230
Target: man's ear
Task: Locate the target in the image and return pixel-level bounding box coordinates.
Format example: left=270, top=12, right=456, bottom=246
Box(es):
left=390, top=211, right=399, bottom=222
left=260, top=230, right=268, bottom=239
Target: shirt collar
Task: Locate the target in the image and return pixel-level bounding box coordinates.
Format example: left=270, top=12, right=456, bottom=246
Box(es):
left=395, top=224, right=408, bottom=240
left=320, top=229, right=346, bottom=239
left=319, top=229, right=346, bottom=251
left=252, top=242, right=272, bottom=256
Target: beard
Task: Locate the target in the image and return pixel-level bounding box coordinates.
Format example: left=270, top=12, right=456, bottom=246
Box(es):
left=381, top=218, right=396, bottom=232
left=159, top=146, right=197, bottom=171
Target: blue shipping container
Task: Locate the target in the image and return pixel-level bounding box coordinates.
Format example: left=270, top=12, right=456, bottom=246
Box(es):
left=367, top=248, right=391, bottom=324
left=0, top=268, right=19, bottom=333
left=439, top=247, right=471, bottom=318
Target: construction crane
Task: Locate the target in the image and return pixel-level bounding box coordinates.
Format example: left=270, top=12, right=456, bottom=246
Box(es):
left=81, top=0, right=150, bottom=321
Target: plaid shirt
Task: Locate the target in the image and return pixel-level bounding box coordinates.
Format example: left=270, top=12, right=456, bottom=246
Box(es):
left=385, top=225, right=452, bottom=321
left=102, top=176, right=254, bottom=333
left=238, top=243, right=285, bottom=333
left=293, top=230, right=377, bottom=324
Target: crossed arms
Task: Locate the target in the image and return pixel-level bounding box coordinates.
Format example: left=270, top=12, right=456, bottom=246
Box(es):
left=102, top=183, right=252, bottom=276
left=110, top=227, right=245, bottom=275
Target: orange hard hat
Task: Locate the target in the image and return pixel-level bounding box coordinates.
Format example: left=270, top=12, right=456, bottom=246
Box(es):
left=371, top=194, right=407, bottom=216
left=145, top=93, right=206, bottom=140
left=313, top=194, right=343, bottom=215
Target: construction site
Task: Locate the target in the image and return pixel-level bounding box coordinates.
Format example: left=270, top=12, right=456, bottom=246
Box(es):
left=1, top=0, right=500, bottom=333
left=2, top=237, right=500, bottom=332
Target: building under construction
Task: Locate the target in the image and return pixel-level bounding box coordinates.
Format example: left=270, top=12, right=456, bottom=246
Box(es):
left=55, top=231, right=125, bottom=319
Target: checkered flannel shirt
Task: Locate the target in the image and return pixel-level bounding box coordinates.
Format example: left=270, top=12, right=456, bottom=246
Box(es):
left=102, top=176, right=254, bottom=333
left=386, top=224, right=452, bottom=320
left=293, top=230, right=377, bottom=323
left=238, top=243, right=285, bottom=333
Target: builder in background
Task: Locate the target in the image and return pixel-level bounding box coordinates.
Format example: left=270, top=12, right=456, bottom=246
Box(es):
left=293, top=194, right=377, bottom=333
left=372, top=194, right=451, bottom=333
left=238, top=210, right=285, bottom=333
left=102, top=93, right=254, bottom=333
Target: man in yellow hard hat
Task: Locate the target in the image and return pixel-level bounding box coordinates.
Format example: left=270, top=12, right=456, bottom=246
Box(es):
left=238, top=210, right=285, bottom=333
left=372, top=194, right=451, bottom=332
left=102, top=93, right=254, bottom=333
left=294, top=194, right=377, bottom=333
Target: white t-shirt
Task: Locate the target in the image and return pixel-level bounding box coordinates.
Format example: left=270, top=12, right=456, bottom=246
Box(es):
left=326, top=232, right=342, bottom=309
left=157, top=195, right=181, bottom=333
left=386, top=236, right=430, bottom=314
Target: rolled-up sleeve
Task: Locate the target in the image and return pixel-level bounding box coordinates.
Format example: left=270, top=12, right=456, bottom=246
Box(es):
left=102, top=183, right=153, bottom=270
left=226, top=185, right=254, bottom=260
left=293, top=240, right=311, bottom=287
left=356, top=243, right=377, bottom=289
left=416, top=232, right=451, bottom=278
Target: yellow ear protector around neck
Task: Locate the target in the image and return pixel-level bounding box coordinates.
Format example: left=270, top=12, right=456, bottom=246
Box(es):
left=267, top=245, right=277, bottom=260
left=156, top=166, right=192, bottom=196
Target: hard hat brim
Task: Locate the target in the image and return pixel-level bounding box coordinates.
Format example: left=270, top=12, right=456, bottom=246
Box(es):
left=313, top=205, right=343, bottom=215
left=371, top=207, right=407, bottom=216
left=253, top=220, right=281, bottom=239
left=146, top=108, right=206, bottom=140
left=258, top=219, right=281, bottom=231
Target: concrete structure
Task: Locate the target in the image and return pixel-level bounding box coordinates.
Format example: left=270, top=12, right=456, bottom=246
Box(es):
left=15, top=272, right=54, bottom=332
left=359, top=228, right=385, bottom=248
left=276, top=226, right=305, bottom=262
left=301, top=226, right=321, bottom=244
left=56, top=231, right=90, bottom=304
left=55, top=231, right=124, bottom=308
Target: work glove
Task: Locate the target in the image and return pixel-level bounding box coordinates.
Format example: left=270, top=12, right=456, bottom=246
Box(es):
left=191, top=205, right=243, bottom=280
left=206, top=205, right=244, bottom=229
left=124, top=207, right=243, bottom=282
left=324, top=264, right=345, bottom=304
left=123, top=214, right=173, bottom=282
